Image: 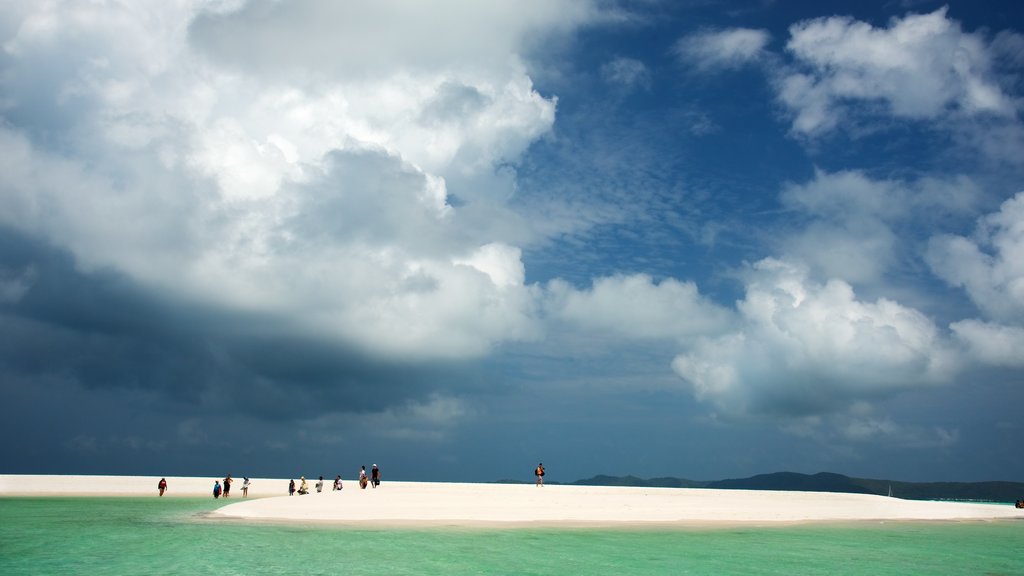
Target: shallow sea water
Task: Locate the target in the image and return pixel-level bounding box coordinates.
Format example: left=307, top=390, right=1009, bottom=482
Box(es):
left=1, top=497, right=1022, bottom=575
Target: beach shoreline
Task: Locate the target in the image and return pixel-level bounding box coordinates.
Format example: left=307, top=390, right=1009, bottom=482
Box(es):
left=195, top=513, right=1023, bottom=531
left=3, top=474, right=1021, bottom=529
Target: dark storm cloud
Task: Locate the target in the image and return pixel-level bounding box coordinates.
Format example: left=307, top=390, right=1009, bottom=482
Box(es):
left=0, top=226, right=474, bottom=422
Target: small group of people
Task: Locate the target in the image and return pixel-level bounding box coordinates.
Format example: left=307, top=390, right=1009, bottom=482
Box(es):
left=288, top=477, right=310, bottom=495
left=291, top=465, right=380, bottom=494
left=156, top=476, right=250, bottom=498
left=358, top=464, right=381, bottom=489
left=212, top=475, right=249, bottom=499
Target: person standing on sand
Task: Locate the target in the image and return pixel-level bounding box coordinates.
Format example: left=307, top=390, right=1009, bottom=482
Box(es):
left=223, top=475, right=232, bottom=498
left=359, top=466, right=368, bottom=489
left=242, top=477, right=250, bottom=497
left=289, top=479, right=295, bottom=496
left=158, top=478, right=168, bottom=496
left=316, top=476, right=324, bottom=493
left=535, top=463, right=545, bottom=487
left=213, top=480, right=222, bottom=499
left=371, top=464, right=380, bottom=488
left=333, top=475, right=342, bottom=490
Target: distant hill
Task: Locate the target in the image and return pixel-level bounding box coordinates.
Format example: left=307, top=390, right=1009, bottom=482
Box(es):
left=569, top=474, right=704, bottom=489
left=709, top=472, right=872, bottom=494
left=568, top=471, right=1024, bottom=502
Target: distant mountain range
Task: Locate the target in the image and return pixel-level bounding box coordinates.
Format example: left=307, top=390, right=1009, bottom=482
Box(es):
left=499, top=472, right=1024, bottom=502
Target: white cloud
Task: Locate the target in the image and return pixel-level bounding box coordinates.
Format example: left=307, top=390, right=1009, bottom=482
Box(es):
left=454, top=243, right=525, bottom=289
left=951, top=319, right=1024, bottom=367
left=778, top=169, right=980, bottom=287
left=779, top=7, right=1016, bottom=135
left=0, top=1, right=603, bottom=360
left=545, top=274, right=734, bottom=341
left=187, top=0, right=601, bottom=80
left=779, top=169, right=904, bottom=286
left=674, top=27, right=770, bottom=71
left=672, top=258, right=957, bottom=418
left=927, top=192, right=1024, bottom=322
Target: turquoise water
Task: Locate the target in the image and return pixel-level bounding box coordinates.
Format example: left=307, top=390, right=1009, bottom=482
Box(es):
left=1, top=498, right=1022, bottom=575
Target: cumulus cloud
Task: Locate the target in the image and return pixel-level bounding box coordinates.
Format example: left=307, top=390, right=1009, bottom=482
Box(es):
left=927, top=192, right=1024, bottom=322
left=545, top=274, right=733, bottom=341
left=779, top=169, right=981, bottom=286
left=0, top=0, right=598, bottom=362
left=674, top=27, right=770, bottom=71
left=951, top=319, right=1024, bottom=367
left=779, top=7, right=1016, bottom=135
left=672, top=259, right=957, bottom=418
left=188, top=0, right=600, bottom=80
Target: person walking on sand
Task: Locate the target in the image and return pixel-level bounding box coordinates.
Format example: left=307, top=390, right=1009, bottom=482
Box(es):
left=333, top=475, right=342, bottom=491
left=223, top=475, right=232, bottom=498
left=371, top=464, right=380, bottom=488
left=242, top=477, right=250, bottom=497
left=158, top=478, right=168, bottom=496
left=316, top=476, right=324, bottom=493
left=535, top=463, right=545, bottom=487
left=213, top=480, right=222, bottom=499
left=359, top=466, right=368, bottom=489
left=289, top=479, right=296, bottom=496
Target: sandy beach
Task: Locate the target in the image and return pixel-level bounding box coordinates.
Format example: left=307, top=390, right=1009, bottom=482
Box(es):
left=2, top=474, right=1021, bottom=527
left=0, top=475, right=264, bottom=498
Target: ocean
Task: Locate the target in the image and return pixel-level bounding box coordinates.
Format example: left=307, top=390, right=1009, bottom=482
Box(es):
left=1, top=497, right=1021, bottom=575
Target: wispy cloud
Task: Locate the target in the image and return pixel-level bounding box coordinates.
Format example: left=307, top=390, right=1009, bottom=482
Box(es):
left=673, top=27, right=771, bottom=71
left=600, top=56, right=652, bottom=90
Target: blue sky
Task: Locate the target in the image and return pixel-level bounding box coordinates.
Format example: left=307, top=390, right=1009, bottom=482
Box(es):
left=2, top=0, right=1023, bottom=483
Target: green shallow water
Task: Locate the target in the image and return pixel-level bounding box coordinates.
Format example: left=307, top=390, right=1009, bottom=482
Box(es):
left=1, top=497, right=1022, bottom=575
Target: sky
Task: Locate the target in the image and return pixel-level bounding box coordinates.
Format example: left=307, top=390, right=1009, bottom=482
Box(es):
left=1, top=0, right=1023, bottom=484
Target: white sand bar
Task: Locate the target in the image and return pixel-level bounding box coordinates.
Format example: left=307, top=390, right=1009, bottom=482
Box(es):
left=211, top=481, right=1023, bottom=527
left=2, top=476, right=1021, bottom=527
left=0, top=474, right=279, bottom=498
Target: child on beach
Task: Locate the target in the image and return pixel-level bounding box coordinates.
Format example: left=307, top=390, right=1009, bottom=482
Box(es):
left=213, top=480, right=222, bottom=499
left=242, top=477, right=250, bottom=497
